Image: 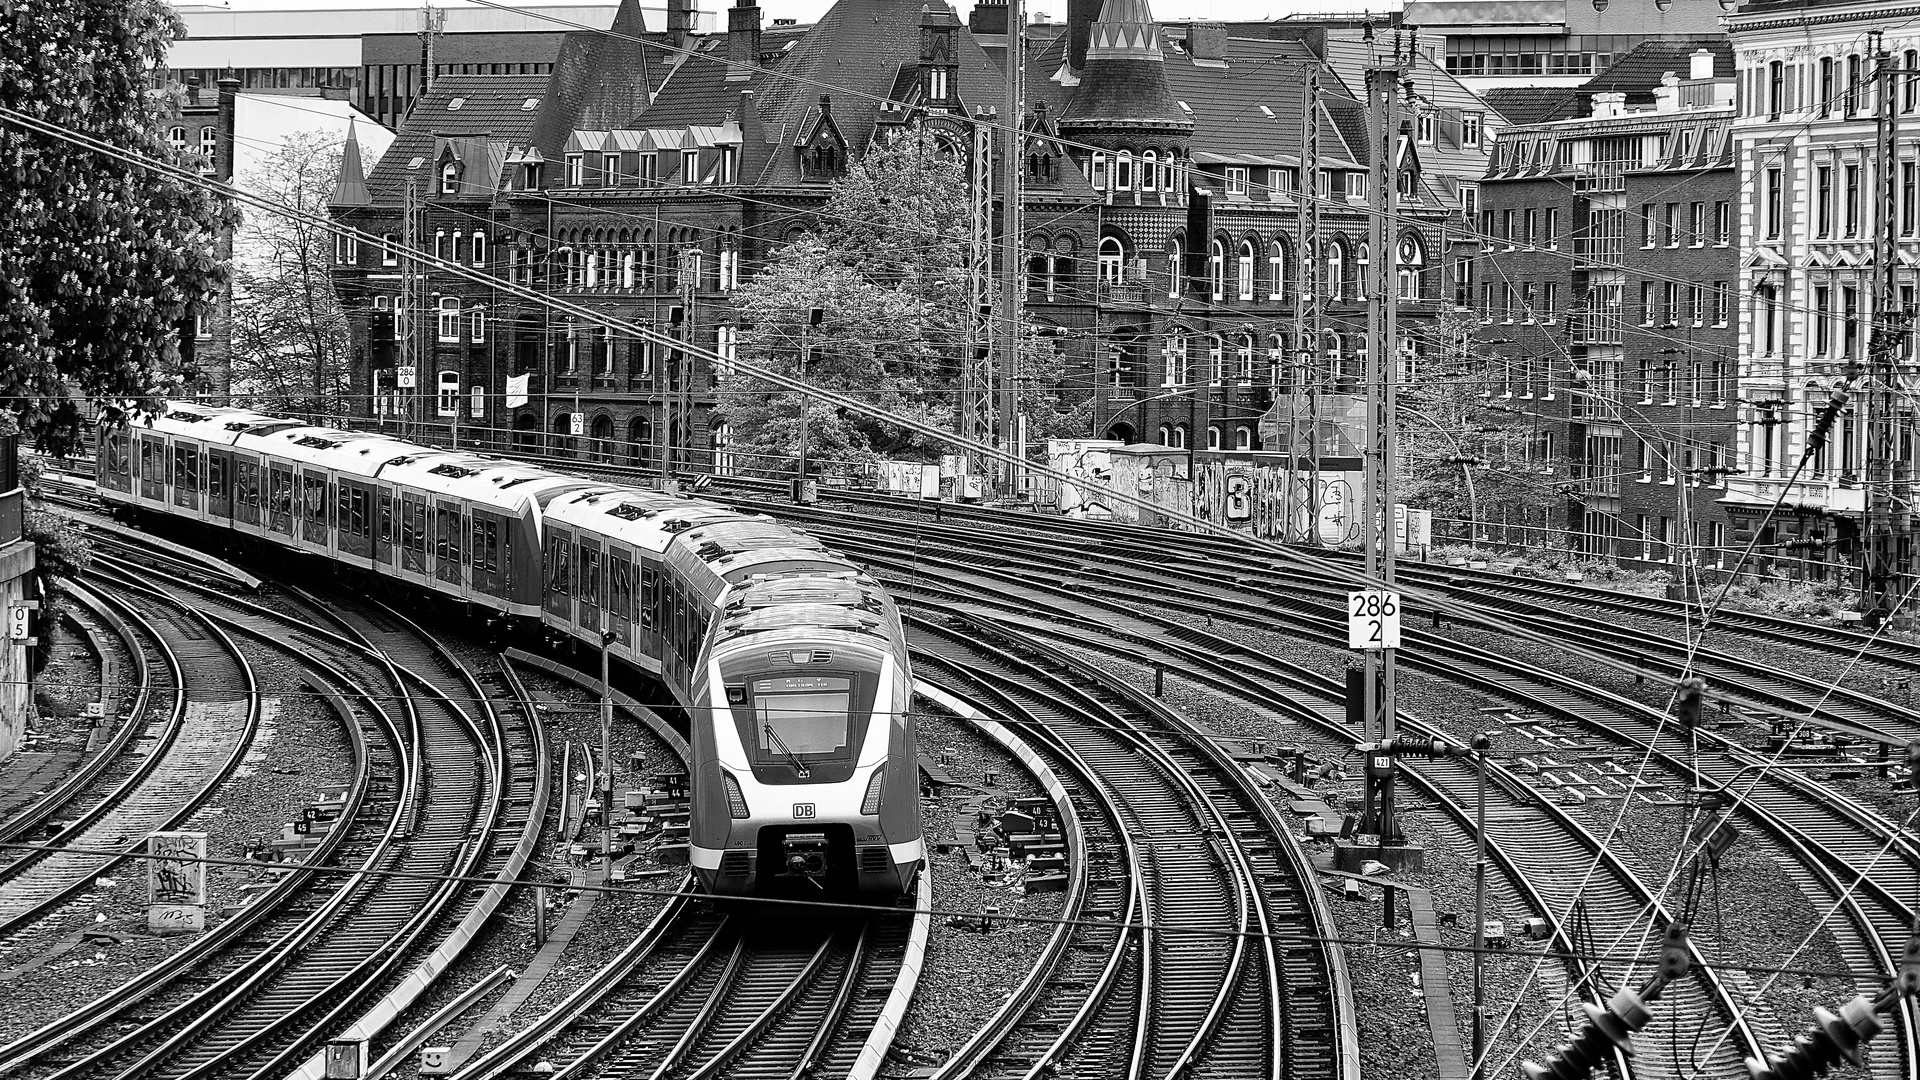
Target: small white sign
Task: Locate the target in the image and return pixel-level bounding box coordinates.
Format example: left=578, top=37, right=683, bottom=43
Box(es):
left=6, top=606, right=28, bottom=640
left=569, top=413, right=585, bottom=436
left=1347, top=589, right=1402, bottom=650
left=396, top=365, right=417, bottom=389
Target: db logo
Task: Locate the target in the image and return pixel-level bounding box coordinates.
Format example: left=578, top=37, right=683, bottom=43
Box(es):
left=792, top=803, right=816, bottom=819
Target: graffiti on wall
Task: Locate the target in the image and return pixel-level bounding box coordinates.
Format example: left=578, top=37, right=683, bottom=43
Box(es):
left=1105, top=447, right=1361, bottom=545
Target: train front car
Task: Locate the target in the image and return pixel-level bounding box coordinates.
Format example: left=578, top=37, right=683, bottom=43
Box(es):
left=691, top=574, right=919, bottom=900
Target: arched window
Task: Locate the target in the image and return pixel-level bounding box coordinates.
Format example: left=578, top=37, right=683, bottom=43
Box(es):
left=1325, top=330, right=1345, bottom=381
left=1327, top=242, right=1345, bottom=300
left=199, top=126, right=216, bottom=160
left=1142, top=150, right=1158, bottom=192
left=1208, top=239, right=1226, bottom=299
left=1235, top=425, right=1252, bottom=451
left=471, top=233, right=487, bottom=267
left=1397, top=234, right=1426, bottom=301
left=1157, top=424, right=1172, bottom=446
left=715, top=324, right=737, bottom=376
left=1355, top=242, right=1370, bottom=297
left=1167, top=239, right=1183, bottom=298
left=1207, top=425, right=1222, bottom=451
left=1115, top=151, right=1133, bottom=191
left=437, top=297, right=460, bottom=342
left=621, top=252, right=636, bottom=289
left=442, top=161, right=460, bottom=195
left=1165, top=333, right=1189, bottom=385
left=1237, top=333, right=1256, bottom=382
left=564, top=319, right=580, bottom=372
left=1173, top=424, right=1189, bottom=449
left=382, top=234, right=399, bottom=267
left=1237, top=239, right=1255, bottom=300
left=1208, top=334, right=1225, bottom=384
left=1268, top=334, right=1287, bottom=386
left=711, top=419, right=734, bottom=475
left=437, top=371, right=460, bottom=417
left=1091, top=152, right=1108, bottom=190
left=1269, top=239, right=1285, bottom=300
left=1099, top=237, right=1125, bottom=284
left=168, top=126, right=187, bottom=151
left=470, top=306, right=486, bottom=344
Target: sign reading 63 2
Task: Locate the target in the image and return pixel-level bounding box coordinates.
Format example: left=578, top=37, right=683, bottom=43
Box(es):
left=1347, top=589, right=1402, bottom=650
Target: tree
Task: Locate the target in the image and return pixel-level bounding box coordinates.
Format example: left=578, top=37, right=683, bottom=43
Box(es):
left=717, top=128, right=1087, bottom=477
left=0, top=0, right=230, bottom=454
left=229, top=130, right=353, bottom=421
left=1397, top=311, right=1560, bottom=537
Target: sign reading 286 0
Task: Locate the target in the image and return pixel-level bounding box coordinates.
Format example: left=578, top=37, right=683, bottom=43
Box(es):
left=1347, top=590, right=1402, bottom=650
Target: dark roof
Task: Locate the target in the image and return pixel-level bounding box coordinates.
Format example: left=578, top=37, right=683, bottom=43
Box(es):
left=527, top=0, right=658, bottom=162
left=1481, top=86, right=1581, bottom=126
left=1579, top=36, right=1733, bottom=104
left=626, top=0, right=1005, bottom=186
left=1063, top=58, right=1190, bottom=127
left=330, top=119, right=371, bottom=207
left=1157, top=35, right=1363, bottom=161
left=365, top=74, right=549, bottom=202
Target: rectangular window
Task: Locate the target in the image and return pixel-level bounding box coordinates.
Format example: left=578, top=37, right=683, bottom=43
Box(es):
left=603, top=152, right=621, bottom=184
left=1689, top=202, right=1705, bottom=245
left=1524, top=208, right=1538, bottom=246
left=1904, top=161, right=1918, bottom=235
left=1545, top=207, right=1560, bottom=249
left=1663, top=203, right=1679, bottom=246
left=1522, top=281, right=1538, bottom=320
left=682, top=149, right=701, bottom=183
left=1641, top=205, right=1655, bottom=247
left=1844, top=163, right=1861, bottom=236
left=1842, top=285, right=1860, bottom=357
left=1815, top=285, right=1832, bottom=356
left=1713, top=282, right=1729, bottom=326
left=1663, top=282, right=1679, bottom=325
left=1543, top=281, right=1560, bottom=321
left=437, top=297, right=460, bottom=342
left=1641, top=281, right=1657, bottom=325
left=640, top=152, right=658, bottom=183
left=1715, top=200, right=1731, bottom=245
left=1225, top=166, right=1248, bottom=195
left=1462, top=112, right=1481, bottom=147
left=1817, top=165, right=1833, bottom=236
left=1766, top=168, right=1782, bottom=239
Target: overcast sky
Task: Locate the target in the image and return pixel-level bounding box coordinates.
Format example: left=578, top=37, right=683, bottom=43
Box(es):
left=183, top=0, right=1407, bottom=33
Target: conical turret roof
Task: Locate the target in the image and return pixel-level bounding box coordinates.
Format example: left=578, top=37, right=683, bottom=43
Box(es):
left=1061, top=0, right=1188, bottom=129
left=329, top=118, right=371, bottom=207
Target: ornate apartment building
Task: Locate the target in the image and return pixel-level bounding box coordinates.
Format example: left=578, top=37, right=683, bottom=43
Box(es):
left=1725, top=0, right=1920, bottom=576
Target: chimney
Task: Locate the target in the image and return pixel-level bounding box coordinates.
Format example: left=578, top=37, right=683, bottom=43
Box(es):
left=727, top=0, right=761, bottom=81
left=216, top=74, right=240, bottom=183
left=1067, top=0, right=1101, bottom=70
left=1655, top=71, right=1679, bottom=112
left=1689, top=47, right=1714, bottom=80
left=1186, top=22, right=1227, bottom=62
left=1590, top=90, right=1626, bottom=119
left=969, top=0, right=1008, bottom=36
left=666, top=0, right=695, bottom=50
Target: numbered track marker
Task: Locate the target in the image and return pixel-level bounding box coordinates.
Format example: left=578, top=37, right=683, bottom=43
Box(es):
left=1347, top=589, right=1402, bottom=650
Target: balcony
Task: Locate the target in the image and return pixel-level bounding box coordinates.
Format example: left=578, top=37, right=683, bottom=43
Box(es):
left=1573, top=161, right=1625, bottom=194
left=1724, top=474, right=1865, bottom=514
left=1572, top=235, right=1623, bottom=269
left=1097, top=279, right=1151, bottom=306
left=1568, top=310, right=1623, bottom=345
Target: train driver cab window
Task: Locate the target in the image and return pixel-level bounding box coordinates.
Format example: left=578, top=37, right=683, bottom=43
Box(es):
left=753, top=675, right=852, bottom=761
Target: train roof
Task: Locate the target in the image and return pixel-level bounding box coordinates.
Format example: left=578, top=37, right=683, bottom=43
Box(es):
left=717, top=572, right=896, bottom=640
left=237, top=424, right=426, bottom=475
left=546, top=486, right=750, bottom=553
left=136, top=402, right=305, bottom=442
left=378, top=453, right=595, bottom=508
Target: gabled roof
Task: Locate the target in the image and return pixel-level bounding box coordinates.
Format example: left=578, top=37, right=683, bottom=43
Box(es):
left=1320, top=31, right=1500, bottom=184
left=1482, top=86, right=1581, bottom=126
left=1580, top=37, right=1733, bottom=105
left=365, top=74, right=549, bottom=203
left=1156, top=34, right=1354, bottom=160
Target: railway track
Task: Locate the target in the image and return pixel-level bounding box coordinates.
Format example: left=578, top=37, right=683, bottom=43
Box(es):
left=3, top=562, right=542, bottom=1080
left=0, top=575, right=257, bottom=940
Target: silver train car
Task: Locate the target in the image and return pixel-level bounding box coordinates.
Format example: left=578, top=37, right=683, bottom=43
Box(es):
left=97, top=402, right=921, bottom=898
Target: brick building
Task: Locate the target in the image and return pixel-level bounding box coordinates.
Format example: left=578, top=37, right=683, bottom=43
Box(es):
left=1725, top=0, right=1920, bottom=581
left=1477, top=49, right=1740, bottom=563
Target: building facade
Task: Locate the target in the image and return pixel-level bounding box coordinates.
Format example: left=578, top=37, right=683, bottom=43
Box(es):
left=1478, top=52, right=1741, bottom=563
left=1723, top=0, right=1920, bottom=584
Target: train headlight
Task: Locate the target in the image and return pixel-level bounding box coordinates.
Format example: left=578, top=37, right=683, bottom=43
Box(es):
left=859, top=768, right=885, bottom=816
left=720, top=771, right=750, bottom=819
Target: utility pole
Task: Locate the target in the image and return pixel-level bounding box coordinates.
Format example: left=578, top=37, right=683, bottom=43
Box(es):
left=400, top=177, right=419, bottom=440
left=1862, top=34, right=1915, bottom=626
left=996, top=0, right=1024, bottom=499
left=964, top=111, right=994, bottom=480
left=1358, top=52, right=1408, bottom=849
left=1294, top=69, right=1322, bottom=543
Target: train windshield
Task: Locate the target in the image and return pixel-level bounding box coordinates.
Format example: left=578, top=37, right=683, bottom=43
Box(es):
left=752, top=675, right=851, bottom=757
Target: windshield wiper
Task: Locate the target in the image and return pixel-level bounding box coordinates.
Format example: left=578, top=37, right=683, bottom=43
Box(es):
left=763, top=723, right=811, bottom=777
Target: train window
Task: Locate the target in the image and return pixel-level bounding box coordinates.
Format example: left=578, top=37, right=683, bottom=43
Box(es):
left=579, top=545, right=601, bottom=609
left=301, top=474, right=327, bottom=518
left=403, top=500, right=428, bottom=554
left=474, top=518, right=499, bottom=572
left=207, top=455, right=228, bottom=500
left=469, top=516, right=485, bottom=567
left=608, top=556, right=631, bottom=621
left=435, top=506, right=453, bottom=562
left=547, top=533, right=571, bottom=594
left=340, top=487, right=370, bottom=538
left=752, top=675, right=852, bottom=756
left=236, top=461, right=260, bottom=507
left=378, top=489, right=394, bottom=543
left=105, top=433, right=129, bottom=475
left=640, top=564, right=658, bottom=630
left=139, top=439, right=160, bottom=482
left=268, top=466, right=294, bottom=533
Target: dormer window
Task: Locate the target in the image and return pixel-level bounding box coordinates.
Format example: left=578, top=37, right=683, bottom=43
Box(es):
left=522, top=161, right=543, bottom=189
left=718, top=146, right=737, bottom=184
left=640, top=152, right=659, bottom=183
left=1225, top=167, right=1248, bottom=195
left=929, top=68, right=949, bottom=100
left=441, top=161, right=460, bottom=195
left=683, top=149, right=701, bottom=183
left=603, top=153, right=621, bottom=184
left=566, top=153, right=584, bottom=186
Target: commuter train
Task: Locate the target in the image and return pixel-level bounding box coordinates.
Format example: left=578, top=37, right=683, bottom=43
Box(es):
left=95, top=402, right=921, bottom=899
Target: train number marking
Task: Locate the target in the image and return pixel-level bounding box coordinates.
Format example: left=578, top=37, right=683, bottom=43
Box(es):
left=1346, top=589, right=1401, bottom=650
left=792, top=803, right=816, bottom=819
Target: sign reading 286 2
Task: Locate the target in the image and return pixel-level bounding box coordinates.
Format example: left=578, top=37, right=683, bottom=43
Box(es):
left=1347, top=590, right=1402, bottom=650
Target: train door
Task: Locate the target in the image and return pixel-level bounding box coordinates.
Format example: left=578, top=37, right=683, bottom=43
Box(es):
left=233, top=455, right=262, bottom=528
left=399, top=493, right=427, bottom=575
left=138, top=434, right=164, bottom=502
left=375, top=487, right=394, bottom=566
left=336, top=481, right=372, bottom=560
left=170, top=440, right=200, bottom=512
left=606, top=547, right=633, bottom=648
left=469, top=511, right=502, bottom=599
left=266, top=461, right=296, bottom=537
left=99, top=428, right=132, bottom=495
left=300, top=469, right=330, bottom=547
left=207, top=449, right=232, bottom=521
left=638, top=556, right=662, bottom=665
left=543, top=527, right=572, bottom=622
left=436, top=499, right=464, bottom=588
left=575, top=536, right=602, bottom=633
